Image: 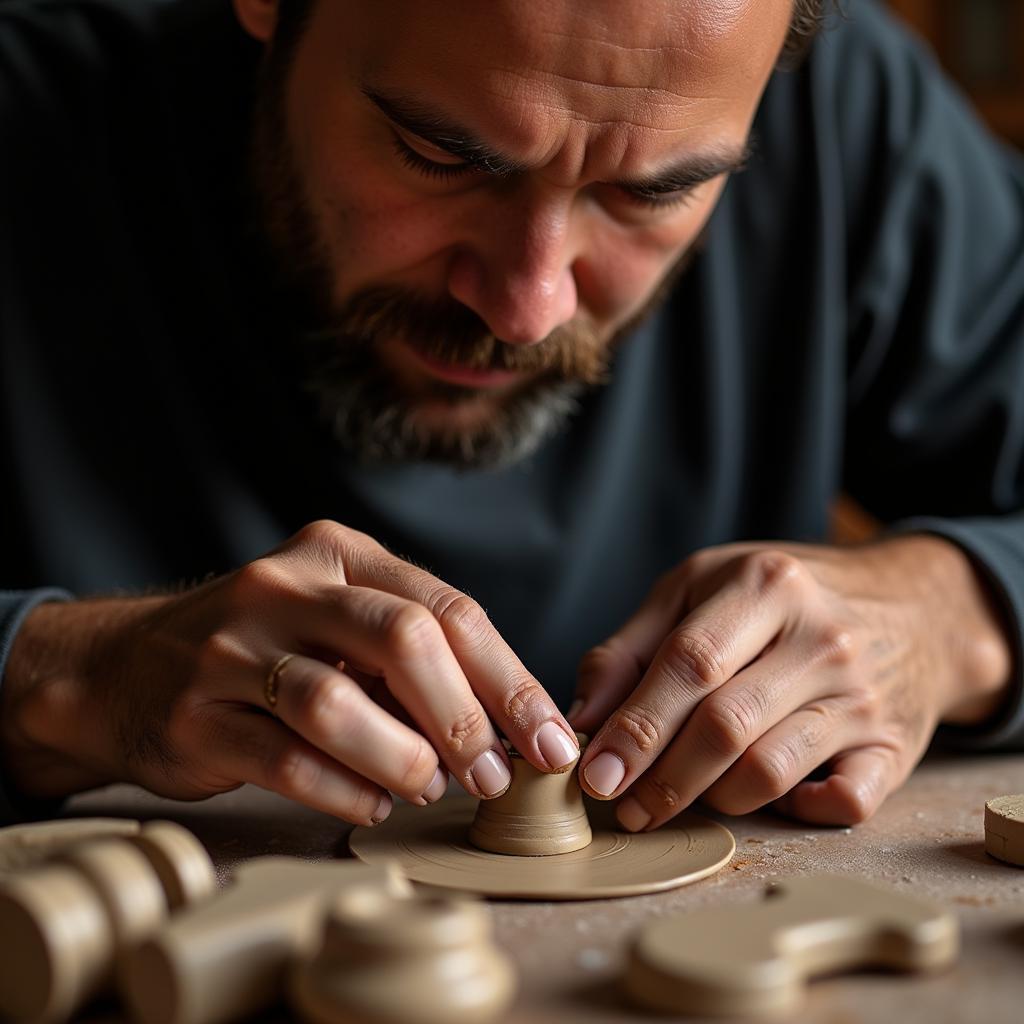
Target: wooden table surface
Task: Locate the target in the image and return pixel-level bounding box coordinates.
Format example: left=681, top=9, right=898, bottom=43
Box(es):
left=67, top=751, right=1024, bottom=1024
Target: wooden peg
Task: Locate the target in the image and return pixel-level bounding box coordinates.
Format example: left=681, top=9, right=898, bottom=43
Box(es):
left=984, top=794, right=1024, bottom=866
left=290, top=888, right=516, bottom=1024
left=126, top=821, right=218, bottom=909
left=119, top=857, right=412, bottom=1024
left=625, top=874, right=959, bottom=1016
left=0, top=840, right=168, bottom=1023
left=0, top=818, right=141, bottom=874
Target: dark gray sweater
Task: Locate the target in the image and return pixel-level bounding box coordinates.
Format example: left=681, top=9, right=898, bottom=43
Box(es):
left=3, top=0, right=1024, bottom=821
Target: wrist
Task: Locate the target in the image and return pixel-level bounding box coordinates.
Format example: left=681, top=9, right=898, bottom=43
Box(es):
left=874, top=534, right=1013, bottom=726
left=0, top=596, right=165, bottom=799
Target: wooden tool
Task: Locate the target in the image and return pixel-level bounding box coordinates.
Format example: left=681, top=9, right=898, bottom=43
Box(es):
left=624, top=875, right=959, bottom=1016
left=119, top=857, right=412, bottom=1024
left=469, top=739, right=591, bottom=856
left=0, top=818, right=141, bottom=873
left=0, top=821, right=215, bottom=1024
left=984, top=794, right=1024, bottom=867
left=290, top=888, right=516, bottom=1024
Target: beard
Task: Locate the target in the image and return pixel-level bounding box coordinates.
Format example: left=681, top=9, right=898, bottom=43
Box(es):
left=249, top=44, right=692, bottom=470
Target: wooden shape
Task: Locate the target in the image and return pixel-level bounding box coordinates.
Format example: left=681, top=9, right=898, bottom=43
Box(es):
left=624, top=875, right=959, bottom=1016
left=0, top=839, right=168, bottom=1024
left=984, top=794, right=1024, bottom=867
left=290, top=890, right=516, bottom=1024
left=126, top=821, right=217, bottom=909
left=0, top=819, right=140, bottom=873
left=469, top=744, right=591, bottom=856
left=350, top=797, right=734, bottom=900
left=119, top=857, right=412, bottom=1024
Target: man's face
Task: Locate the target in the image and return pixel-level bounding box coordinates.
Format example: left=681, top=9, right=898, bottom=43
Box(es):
left=241, top=0, right=792, bottom=466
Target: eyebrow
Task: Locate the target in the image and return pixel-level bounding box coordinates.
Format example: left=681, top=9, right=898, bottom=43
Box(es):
left=363, top=87, right=749, bottom=195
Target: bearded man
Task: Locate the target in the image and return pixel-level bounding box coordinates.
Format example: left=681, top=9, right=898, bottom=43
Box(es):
left=1, top=0, right=1022, bottom=833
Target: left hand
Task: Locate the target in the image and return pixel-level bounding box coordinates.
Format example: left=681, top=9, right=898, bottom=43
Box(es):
left=570, top=535, right=1012, bottom=828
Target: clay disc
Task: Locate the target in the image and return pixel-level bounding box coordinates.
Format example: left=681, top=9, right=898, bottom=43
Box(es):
left=349, top=797, right=734, bottom=900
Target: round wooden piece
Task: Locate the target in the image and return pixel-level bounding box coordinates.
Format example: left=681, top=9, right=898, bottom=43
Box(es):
left=985, top=794, right=1024, bottom=867
left=127, top=821, right=217, bottom=909
left=0, top=819, right=140, bottom=874
left=349, top=797, right=734, bottom=900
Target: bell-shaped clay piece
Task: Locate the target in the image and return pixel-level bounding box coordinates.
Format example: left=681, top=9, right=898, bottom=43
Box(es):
left=468, top=738, right=592, bottom=856
left=290, top=890, right=516, bottom=1024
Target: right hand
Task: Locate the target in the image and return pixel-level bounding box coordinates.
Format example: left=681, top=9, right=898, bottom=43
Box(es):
left=1, top=521, right=579, bottom=824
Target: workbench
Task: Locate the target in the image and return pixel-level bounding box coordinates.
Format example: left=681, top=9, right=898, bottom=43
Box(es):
left=66, top=752, right=1024, bottom=1023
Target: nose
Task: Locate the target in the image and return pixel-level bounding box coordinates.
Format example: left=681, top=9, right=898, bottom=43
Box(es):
left=447, top=190, right=578, bottom=345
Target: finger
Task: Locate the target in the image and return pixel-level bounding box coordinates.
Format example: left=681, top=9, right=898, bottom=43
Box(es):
left=270, top=653, right=447, bottom=805
left=345, top=545, right=579, bottom=775
left=610, top=634, right=849, bottom=828
left=288, top=585, right=513, bottom=799
left=580, top=551, right=807, bottom=800
left=772, top=746, right=898, bottom=826
left=570, top=572, right=691, bottom=733
left=211, top=706, right=394, bottom=826
left=699, top=696, right=866, bottom=817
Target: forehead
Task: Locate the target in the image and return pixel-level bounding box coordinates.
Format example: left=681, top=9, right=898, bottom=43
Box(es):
left=304, top=0, right=791, bottom=177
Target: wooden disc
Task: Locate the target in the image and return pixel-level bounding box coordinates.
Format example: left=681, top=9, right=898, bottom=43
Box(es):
left=0, top=819, right=140, bottom=874
left=127, top=822, right=217, bottom=909
left=985, top=794, right=1024, bottom=867
left=349, top=797, right=734, bottom=900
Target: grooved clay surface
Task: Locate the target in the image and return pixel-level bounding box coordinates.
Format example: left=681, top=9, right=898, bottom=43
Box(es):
left=65, top=752, right=1024, bottom=1024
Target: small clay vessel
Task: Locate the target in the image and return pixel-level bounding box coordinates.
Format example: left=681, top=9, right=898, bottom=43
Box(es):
left=290, top=890, right=516, bottom=1024
left=468, top=737, right=592, bottom=856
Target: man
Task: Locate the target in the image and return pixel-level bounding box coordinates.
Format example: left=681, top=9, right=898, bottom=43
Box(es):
left=1, top=0, right=1022, bottom=833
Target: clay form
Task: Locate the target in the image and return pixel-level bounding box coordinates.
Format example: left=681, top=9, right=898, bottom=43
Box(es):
left=624, top=875, right=959, bottom=1016
left=119, top=857, right=412, bottom=1024
left=290, top=889, right=516, bottom=1024
left=0, top=822, right=215, bottom=1024
left=469, top=743, right=591, bottom=856
left=350, top=797, right=734, bottom=900
left=0, top=818, right=140, bottom=873
left=984, top=794, right=1024, bottom=867
left=124, top=821, right=217, bottom=909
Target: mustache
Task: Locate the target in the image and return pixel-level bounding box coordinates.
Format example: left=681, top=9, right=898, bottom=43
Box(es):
left=312, top=287, right=610, bottom=386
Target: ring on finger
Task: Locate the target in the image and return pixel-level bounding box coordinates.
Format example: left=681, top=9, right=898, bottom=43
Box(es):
left=265, top=653, right=295, bottom=713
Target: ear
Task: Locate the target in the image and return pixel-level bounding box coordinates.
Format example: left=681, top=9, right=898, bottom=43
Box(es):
left=232, top=0, right=280, bottom=43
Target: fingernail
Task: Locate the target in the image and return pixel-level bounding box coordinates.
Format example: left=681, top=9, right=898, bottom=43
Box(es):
left=421, top=766, right=448, bottom=804
left=567, top=699, right=585, bottom=722
left=471, top=750, right=512, bottom=797
left=584, top=752, right=626, bottom=797
left=371, top=793, right=393, bottom=825
left=616, top=797, right=651, bottom=832
left=537, top=721, right=580, bottom=772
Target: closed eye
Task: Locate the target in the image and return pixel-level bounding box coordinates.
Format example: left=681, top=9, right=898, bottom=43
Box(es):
left=391, top=133, right=479, bottom=181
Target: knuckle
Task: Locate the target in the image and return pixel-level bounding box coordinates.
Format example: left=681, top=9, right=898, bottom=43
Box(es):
left=814, top=624, right=858, bottom=666
left=267, top=747, right=322, bottom=800
left=436, top=593, right=490, bottom=646
left=743, top=745, right=793, bottom=798
left=384, top=603, right=442, bottom=662
left=296, top=519, right=349, bottom=549
left=743, top=550, right=806, bottom=594
left=444, top=705, right=490, bottom=755
left=503, top=676, right=547, bottom=727
left=697, top=694, right=758, bottom=758
left=294, top=671, right=349, bottom=736
left=234, top=557, right=293, bottom=600
left=847, top=685, right=882, bottom=723
left=605, top=704, right=664, bottom=754
left=678, top=548, right=716, bottom=584
left=664, top=626, right=729, bottom=690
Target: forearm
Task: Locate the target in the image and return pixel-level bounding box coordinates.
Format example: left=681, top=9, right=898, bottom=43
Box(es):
left=0, top=595, right=166, bottom=800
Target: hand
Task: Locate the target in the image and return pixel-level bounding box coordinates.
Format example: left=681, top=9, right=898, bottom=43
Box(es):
left=570, top=536, right=1012, bottom=828
left=1, top=521, right=579, bottom=824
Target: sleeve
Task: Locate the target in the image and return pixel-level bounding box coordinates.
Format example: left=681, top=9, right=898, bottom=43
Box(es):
left=0, top=589, right=73, bottom=824
left=829, top=3, right=1024, bottom=750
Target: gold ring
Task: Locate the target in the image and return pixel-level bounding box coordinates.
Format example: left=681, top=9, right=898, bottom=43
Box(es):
left=265, top=653, right=294, bottom=713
